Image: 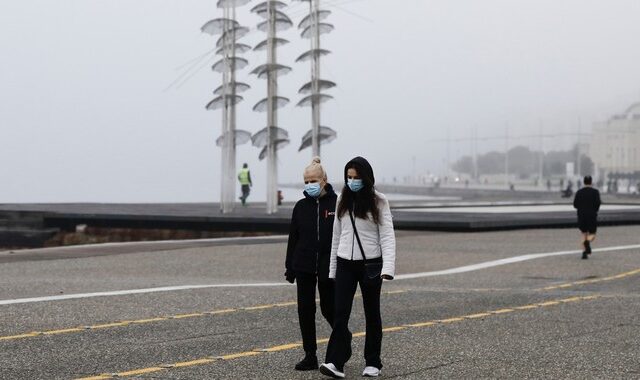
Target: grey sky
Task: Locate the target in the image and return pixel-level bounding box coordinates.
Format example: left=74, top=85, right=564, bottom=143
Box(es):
left=1, top=0, right=639, bottom=202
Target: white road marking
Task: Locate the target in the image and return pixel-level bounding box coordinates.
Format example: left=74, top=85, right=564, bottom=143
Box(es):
left=395, top=244, right=640, bottom=280
left=1, top=244, right=639, bottom=306
left=0, top=283, right=291, bottom=306
left=400, top=204, right=640, bottom=213
left=0, top=235, right=288, bottom=255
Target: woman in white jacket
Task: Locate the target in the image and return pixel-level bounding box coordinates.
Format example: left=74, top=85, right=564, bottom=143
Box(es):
left=320, top=156, right=396, bottom=379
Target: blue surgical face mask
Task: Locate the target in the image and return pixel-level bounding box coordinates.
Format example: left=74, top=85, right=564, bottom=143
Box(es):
left=347, top=179, right=364, bottom=192
left=304, top=183, right=322, bottom=198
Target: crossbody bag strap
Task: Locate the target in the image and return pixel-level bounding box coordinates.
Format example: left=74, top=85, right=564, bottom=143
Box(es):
left=349, top=209, right=368, bottom=262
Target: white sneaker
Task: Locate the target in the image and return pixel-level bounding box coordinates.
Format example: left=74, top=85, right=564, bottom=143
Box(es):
left=319, top=363, right=345, bottom=378
left=362, top=366, right=380, bottom=377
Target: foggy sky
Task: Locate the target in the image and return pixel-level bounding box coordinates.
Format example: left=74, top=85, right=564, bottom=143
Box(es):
left=1, top=0, right=639, bottom=202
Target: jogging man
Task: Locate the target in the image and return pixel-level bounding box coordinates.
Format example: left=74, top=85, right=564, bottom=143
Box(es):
left=573, top=175, right=601, bottom=259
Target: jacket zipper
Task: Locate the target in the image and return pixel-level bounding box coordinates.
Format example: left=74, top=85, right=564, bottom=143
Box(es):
left=316, top=199, right=320, bottom=274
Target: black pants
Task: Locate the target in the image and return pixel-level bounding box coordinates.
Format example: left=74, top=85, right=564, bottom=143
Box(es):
left=296, top=272, right=335, bottom=354
left=240, top=185, right=250, bottom=203
left=325, top=257, right=383, bottom=371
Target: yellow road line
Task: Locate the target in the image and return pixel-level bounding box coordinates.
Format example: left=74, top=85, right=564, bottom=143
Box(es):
left=172, top=313, right=204, bottom=319
left=219, top=351, right=261, bottom=360
left=538, top=301, right=561, bottom=307
left=513, top=305, right=538, bottom=310
left=0, top=332, right=40, bottom=341
left=404, top=321, right=437, bottom=328
left=439, top=317, right=466, bottom=323
left=0, top=290, right=407, bottom=343
left=118, top=367, right=164, bottom=376
left=541, top=268, right=640, bottom=291
left=490, top=308, right=515, bottom=314
left=274, top=302, right=297, bottom=307
left=465, top=312, right=493, bottom=319
left=130, top=317, right=168, bottom=324
left=258, top=343, right=302, bottom=352
left=41, top=328, right=84, bottom=335
left=558, top=297, right=582, bottom=303
left=243, top=305, right=276, bottom=311
left=382, top=326, right=406, bottom=332
left=74, top=295, right=599, bottom=380
left=91, top=322, right=131, bottom=329
left=206, top=308, right=236, bottom=315
left=174, top=358, right=215, bottom=367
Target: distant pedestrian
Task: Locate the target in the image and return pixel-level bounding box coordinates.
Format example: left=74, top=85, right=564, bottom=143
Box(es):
left=319, top=157, right=396, bottom=379
left=573, top=175, right=601, bottom=260
left=546, top=179, right=552, bottom=192
left=562, top=181, right=573, bottom=198
left=285, top=157, right=337, bottom=371
left=237, top=163, right=252, bottom=206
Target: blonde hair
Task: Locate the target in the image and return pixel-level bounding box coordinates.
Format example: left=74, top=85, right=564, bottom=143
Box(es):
left=304, top=156, right=327, bottom=181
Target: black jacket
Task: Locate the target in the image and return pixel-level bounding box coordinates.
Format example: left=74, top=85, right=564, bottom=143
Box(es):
left=573, top=186, right=601, bottom=218
left=285, top=184, right=337, bottom=281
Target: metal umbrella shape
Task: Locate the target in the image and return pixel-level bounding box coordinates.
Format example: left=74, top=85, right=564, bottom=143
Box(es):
left=298, top=126, right=337, bottom=151
left=203, top=0, right=253, bottom=214
left=250, top=0, right=293, bottom=214
left=293, top=0, right=336, bottom=157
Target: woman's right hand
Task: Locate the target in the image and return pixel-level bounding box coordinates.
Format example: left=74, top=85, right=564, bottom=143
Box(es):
left=285, top=271, right=296, bottom=284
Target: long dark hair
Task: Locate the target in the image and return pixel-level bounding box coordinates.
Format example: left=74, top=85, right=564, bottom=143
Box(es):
left=337, top=157, right=381, bottom=224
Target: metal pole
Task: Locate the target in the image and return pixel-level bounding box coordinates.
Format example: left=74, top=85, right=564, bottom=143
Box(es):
left=412, top=155, right=416, bottom=183
left=538, top=120, right=544, bottom=185
left=227, top=5, right=238, bottom=212
left=266, top=1, right=278, bottom=214
left=505, top=124, right=510, bottom=187
left=311, top=0, right=321, bottom=157
left=446, top=130, right=450, bottom=181
left=576, top=117, right=582, bottom=177
left=221, top=6, right=231, bottom=213
left=469, top=128, right=475, bottom=181
left=473, top=127, right=479, bottom=181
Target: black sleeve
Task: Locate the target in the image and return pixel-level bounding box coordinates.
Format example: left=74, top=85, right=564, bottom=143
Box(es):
left=285, top=204, right=299, bottom=276
left=595, top=190, right=601, bottom=212
left=573, top=191, right=580, bottom=209
left=248, top=171, right=252, bottom=185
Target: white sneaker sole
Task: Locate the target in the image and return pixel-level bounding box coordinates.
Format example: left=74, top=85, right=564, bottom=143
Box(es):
left=319, top=364, right=345, bottom=379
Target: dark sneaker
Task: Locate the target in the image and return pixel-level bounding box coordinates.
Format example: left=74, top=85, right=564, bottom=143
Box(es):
left=582, top=252, right=588, bottom=260
left=584, top=240, right=592, bottom=254
left=295, top=354, right=318, bottom=371
left=320, top=363, right=345, bottom=378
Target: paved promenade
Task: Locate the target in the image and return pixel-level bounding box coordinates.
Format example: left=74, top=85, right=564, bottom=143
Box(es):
left=1, top=226, right=639, bottom=379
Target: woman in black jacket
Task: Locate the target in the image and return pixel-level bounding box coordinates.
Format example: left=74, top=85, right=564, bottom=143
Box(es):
left=285, top=157, right=337, bottom=371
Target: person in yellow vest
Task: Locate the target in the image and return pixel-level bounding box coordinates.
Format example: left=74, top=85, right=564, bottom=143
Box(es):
left=238, top=163, right=252, bottom=206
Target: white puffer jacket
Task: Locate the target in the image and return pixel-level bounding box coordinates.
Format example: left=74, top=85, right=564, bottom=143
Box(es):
left=329, top=191, right=396, bottom=279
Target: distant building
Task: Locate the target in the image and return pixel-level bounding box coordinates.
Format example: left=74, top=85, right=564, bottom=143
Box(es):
left=589, top=102, right=640, bottom=177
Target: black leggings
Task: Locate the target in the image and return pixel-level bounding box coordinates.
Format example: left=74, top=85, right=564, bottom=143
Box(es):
left=296, top=272, right=335, bottom=354
left=325, top=257, right=383, bottom=371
